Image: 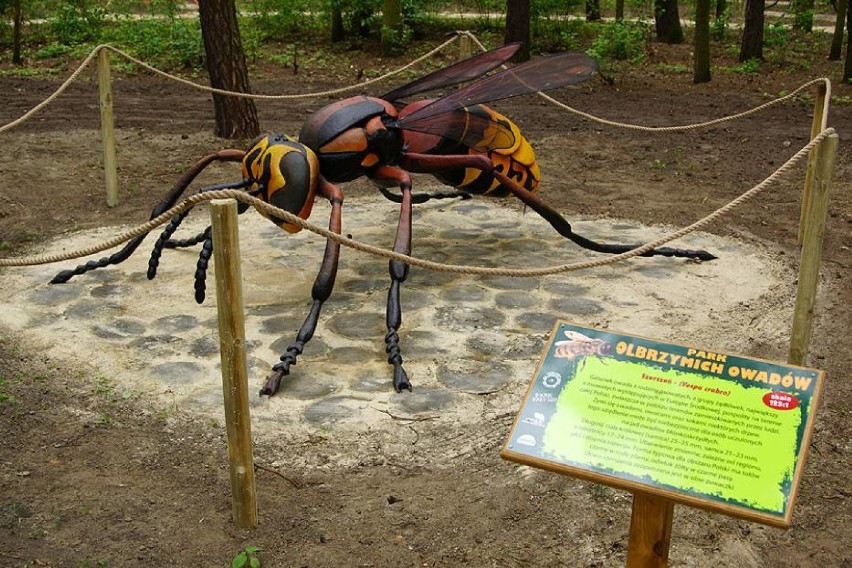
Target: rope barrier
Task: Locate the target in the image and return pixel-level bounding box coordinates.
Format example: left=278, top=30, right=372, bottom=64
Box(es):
left=0, top=31, right=831, bottom=136
left=0, top=35, right=461, bottom=133
left=0, top=128, right=835, bottom=276
left=463, top=33, right=832, bottom=134
left=98, top=37, right=460, bottom=100
left=0, top=32, right=836, bottom=279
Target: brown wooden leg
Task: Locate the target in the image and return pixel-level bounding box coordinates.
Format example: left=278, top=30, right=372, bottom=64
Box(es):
left=626, top=492, right=674, bottom=568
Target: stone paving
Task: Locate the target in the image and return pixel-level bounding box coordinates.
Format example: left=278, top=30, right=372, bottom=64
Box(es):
left=0, top=193, right=791, bottom=440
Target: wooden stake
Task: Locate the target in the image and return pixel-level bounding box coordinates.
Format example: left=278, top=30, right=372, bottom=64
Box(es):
left=789, top=133, right=838, bottom=366
left=97, top=48, right=119, bottom=208
left=458, top=33, right=474, bottom=60
left=626, top=492, right=674, bottom=568
left=798, top=82, right=829, bottom=244
left=210, top=199, right=257, bottom=529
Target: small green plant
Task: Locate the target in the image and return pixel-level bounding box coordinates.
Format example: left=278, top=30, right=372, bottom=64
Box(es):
left=50, top=0, right=106, bottom=45
left=34, top=43, right=72, bottom=60
left=588, top=20, right=649, bottom=64
left=231, top=545, right=262, bottom=568
left=764, top=22, right=789, bottom=49
left=793, top=8, right=814, bottom=33
left=729, top=58, right=761, bottom=75
left=654, top=63, right=689, bottom=74
left=95, top=375, right=113, bottom=395
left=0, top=375, right=16, bottom=403
left=711, top=7, right=731, bottom=41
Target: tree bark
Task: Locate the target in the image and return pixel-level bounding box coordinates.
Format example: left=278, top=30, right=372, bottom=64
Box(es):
left=654, top=0, right=684, bottom=43
left=715, top=0, right=727, bottom=18
left=829, top=0, right=847, bottom=60
left=198, top=0, right=259, bottom=139
left=616, top=0, right=625, bottom=20
left=331, top=3, right=344, bottom=42
left=12, top=0, right=22, bottom=65
left=844, top=0, right=852, bottom=83
left=586, top=0, right=602, bottom=21
left=739, top=0, right=765, bottom=62
left=694, top=0, right=712, bottom=83
left=505, top=0, right=531, bottom=62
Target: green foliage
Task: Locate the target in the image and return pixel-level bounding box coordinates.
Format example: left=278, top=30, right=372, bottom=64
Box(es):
left=654, top=62, right=689, bottom=73
left=0, top=377, right=14, bottom=405
left=381, top=22, right=413, bottom=55
left=49, top=0, right=106, bottom=45
left=231, top=546, right=262, bottom=568
left=711, top=7, right=731, bottom=41
left=243, top=0, right=319, bottom=41
left=763, top=22, right=789, bottom=49
left=104, top=2, right=203, bottom=69
left=34, top=43, right=72, bottom=59
left=729, top=58, right=761, bottom=74
left=588, top=19, right=649, bottom=63
left=793, top=8, right=814, bottom=33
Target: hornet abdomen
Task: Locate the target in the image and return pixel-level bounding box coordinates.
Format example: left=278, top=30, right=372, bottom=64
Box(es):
left=399, top=102, right=540, bottom=197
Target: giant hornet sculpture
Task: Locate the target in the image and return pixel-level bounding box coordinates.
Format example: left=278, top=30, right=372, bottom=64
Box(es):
left=52, top=43, right=716, bottom=395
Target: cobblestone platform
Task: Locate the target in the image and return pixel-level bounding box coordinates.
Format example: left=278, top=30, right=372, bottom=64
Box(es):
left=0, top=194, right=790, bottom=440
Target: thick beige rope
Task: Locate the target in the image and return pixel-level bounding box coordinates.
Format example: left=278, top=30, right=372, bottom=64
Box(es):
left=463, top=33, right=832, bottom=134
left=0, top=128, right=834, bottom=275
left=98, top=37, right=459, bottom=100
left=0, top=47, right=102, bottom=134
left=0, top=35, right=460, bottom=133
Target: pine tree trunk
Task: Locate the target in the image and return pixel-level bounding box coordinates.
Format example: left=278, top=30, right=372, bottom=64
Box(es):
left=586, top=0, right=602, bottom=21
left=198, top=0, right=260, bottom=139
left=505, top=0, right=531, bottom=62
left=844, top=2, right=852, bottom=83
left=654, top=0, right=684, bottom=43
left=739, top=0, right=765, bottom=62
left=12, top=0, right=22, bottom=65
left=829, top=0, right=847, bottom=60
left=331, top=4, right=344, bottom=42
left=694, top=0, right=712, bottom=83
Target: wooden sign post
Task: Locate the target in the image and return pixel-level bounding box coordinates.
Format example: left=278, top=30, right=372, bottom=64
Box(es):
left=503, top=321, right=824, bottom=566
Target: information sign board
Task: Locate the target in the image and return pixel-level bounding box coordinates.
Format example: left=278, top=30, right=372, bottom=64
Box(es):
left=501, top=321, right=824, bottom=528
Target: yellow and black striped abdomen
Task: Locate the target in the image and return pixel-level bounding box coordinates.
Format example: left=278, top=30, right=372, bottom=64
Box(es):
left=433, top=105, right=540, bottom=197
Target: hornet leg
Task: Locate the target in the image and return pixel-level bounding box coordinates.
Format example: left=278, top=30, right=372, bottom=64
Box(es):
left=261, top=178, right=344, bottom=397
left=50, top=149, right=246, bottom=284
left=371, top=166, right=414, bottom=392
left=399, top=152, right=716, bottom=261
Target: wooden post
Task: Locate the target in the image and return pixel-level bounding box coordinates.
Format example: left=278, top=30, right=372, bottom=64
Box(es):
left=789, top=133, right=838, bottom=366
left=97, top=48, right=119, bottom=208
left=458, top=32, right=474, bottom=60
left=626, top=492, right=674, bottom=568
left=210, top=199, right=257, bottom=529
left=798, top=82, right=829, bottom=244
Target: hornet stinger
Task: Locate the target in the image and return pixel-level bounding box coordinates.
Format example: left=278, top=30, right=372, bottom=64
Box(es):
left=51, top=43, right=716, bottom=395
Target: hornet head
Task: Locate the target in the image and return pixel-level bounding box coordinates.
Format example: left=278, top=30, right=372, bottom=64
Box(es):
left=241, top=133, right=320, bottom=234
